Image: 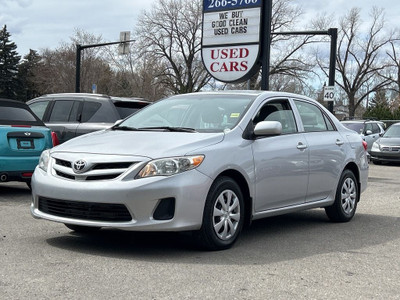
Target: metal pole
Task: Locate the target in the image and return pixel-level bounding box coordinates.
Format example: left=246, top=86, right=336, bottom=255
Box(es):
left=75, top=44, right=81, bottom=93
left=261, top=0, right=272, bottom=90
left=74, top=40, right=135, bottom=93
left=327, top=28, right=337, bottom=114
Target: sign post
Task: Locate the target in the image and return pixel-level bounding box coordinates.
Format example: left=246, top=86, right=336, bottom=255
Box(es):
left=201, top=0, right=263, bottom=83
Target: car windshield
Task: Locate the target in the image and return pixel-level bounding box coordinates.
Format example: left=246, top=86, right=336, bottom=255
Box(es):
left=342, top=122, right=363, bottom=133
left=383, top=125, right=400, bottom=138
left=116, top=94, right=255, bottom=133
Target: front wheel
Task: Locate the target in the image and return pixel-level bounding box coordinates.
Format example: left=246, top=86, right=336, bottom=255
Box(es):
left=197, top=177, right=244, bottom=250
left=325, top=169, right=358, bottom=222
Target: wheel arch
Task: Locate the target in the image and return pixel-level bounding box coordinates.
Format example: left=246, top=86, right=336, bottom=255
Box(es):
left=344, top=162, right=361, bottom=202
left=215, top=169, right=252, bottom=227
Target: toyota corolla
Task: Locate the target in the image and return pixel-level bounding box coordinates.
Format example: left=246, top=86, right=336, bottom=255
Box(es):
left=31, top=91, right=369, bottom=250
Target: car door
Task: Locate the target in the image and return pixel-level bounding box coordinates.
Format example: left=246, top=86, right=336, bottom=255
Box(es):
left=293, top=99, right=346, bottom=202
left=252, top=99, right=309, bottom=212
left=46, top=99, right=81, bottom=143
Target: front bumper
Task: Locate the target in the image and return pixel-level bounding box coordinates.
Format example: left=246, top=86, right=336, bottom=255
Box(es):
left=370, top=151, right=400, bottom=163
left=31, top=167, right=213, bottom=231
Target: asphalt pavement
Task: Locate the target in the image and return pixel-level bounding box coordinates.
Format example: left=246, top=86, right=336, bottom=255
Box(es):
left=0, top=164, right=399, bottom=299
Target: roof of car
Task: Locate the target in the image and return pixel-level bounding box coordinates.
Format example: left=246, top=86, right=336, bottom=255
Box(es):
left=28, top=93, right=149, bottom=103
left=0, top=98, right=29, bottom=108
left=341, top=120, right=383, bottom=124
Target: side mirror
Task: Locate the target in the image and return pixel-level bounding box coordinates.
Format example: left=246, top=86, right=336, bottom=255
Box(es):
left=254, top=121, right=282, bottom=136
left=365, top=130, right=372, bottom=135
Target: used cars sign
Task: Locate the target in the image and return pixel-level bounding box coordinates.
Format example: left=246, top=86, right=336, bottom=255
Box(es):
left=202, top=0, right=262, bottom=83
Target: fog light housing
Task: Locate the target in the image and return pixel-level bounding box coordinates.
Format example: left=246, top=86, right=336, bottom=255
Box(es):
left=153, top=198, right=175, bottom=220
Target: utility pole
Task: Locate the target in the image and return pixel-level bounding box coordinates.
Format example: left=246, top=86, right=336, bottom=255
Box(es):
left=260, top=0, right=272, bottom=91
left=271, top=29, right=338, bottom=113
left=75, top=39, right=135, bottom=93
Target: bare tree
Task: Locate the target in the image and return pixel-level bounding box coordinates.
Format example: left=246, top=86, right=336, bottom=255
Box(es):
left=229, top=0, right=319, bottom=93
left=135, top=0, right=210, bottom=95
left=318, top=7, right=394, bottom=117
left=32, top=29, right=113, bottom=95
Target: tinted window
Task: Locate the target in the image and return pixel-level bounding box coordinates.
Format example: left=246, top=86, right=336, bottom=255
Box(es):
left=342, top=122, right=363, bottom=133
left=81, top=101, right=101, bottom=122
left=29, top=101, right=49, bottom=120
left=0, top=107, right=37, bottom=123
left=371, top=123, right=380, bottom=134
left=294, top=100, right=333, bottom=132
left=113, top=101, right=149, bottom=119
left=49, top=101, right=75, bottom=122
left=253, top=99, right=297, bottom=134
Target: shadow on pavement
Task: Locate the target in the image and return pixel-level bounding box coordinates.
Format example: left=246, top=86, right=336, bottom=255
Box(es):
left=46, top=209, right=400, bottom=265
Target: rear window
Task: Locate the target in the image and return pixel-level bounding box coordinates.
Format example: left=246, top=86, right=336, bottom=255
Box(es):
left=0, top=105, right=44, bottom=126
left=113, top=101, right=149, bottom=119
left=342, top=122, right=363, bottom=133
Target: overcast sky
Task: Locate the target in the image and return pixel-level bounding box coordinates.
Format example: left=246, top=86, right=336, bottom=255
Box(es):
left=1, top=0, right=399, bottom=57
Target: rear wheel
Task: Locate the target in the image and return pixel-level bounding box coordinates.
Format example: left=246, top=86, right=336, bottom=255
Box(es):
left=197, top=177, right=244, bottom=250
left=325, top=169, right=358, bottom=222
left=64, top=224, right=101, bottom=233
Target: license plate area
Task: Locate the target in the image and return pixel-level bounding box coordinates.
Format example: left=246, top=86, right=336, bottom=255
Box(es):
left=17, top=138, right=34, bottom=149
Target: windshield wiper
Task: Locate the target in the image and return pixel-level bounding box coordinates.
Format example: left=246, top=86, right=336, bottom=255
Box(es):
left=112, top=126, right=138, bottom=131
left=138, top=126, right=197, bottom=132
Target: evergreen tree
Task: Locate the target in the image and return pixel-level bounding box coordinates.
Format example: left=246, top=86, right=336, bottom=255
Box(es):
left=0, top=25, right=21, bottom=99
left=17, top=49, right=41, bottom=101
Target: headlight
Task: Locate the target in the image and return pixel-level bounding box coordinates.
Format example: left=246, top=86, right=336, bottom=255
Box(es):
left=38, top=150, right=50, bottom=172
left=371, top=142, right=380, bottom=152
left=137, top=155, right=204, bottom=178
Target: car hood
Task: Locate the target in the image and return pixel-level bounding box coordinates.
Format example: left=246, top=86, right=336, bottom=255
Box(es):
left=52, top=129, right=225, bottom=159
left=377, top=137, right=400, bottom=146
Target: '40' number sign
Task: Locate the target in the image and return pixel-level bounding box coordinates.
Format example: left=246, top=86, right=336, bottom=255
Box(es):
left=204, top=0, right=261, bottom=12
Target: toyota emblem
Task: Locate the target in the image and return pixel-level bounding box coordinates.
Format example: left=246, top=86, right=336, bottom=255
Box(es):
left=73, top=159, right=87, bottom=173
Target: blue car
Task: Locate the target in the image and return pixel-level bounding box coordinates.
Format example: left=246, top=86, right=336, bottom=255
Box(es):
left=0, top=98, right=58, bottom=187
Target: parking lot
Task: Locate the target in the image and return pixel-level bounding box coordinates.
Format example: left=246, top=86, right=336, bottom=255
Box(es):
left=1, top=163, right=399, bottom=299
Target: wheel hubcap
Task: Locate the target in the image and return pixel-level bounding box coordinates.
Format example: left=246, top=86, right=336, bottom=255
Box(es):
left=341, top=177, right=357, bottom=214
left=212, top=189, right=241, bottom=241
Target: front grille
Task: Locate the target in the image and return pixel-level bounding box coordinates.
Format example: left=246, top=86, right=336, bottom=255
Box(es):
left=55, top=158, right=72, bottom=168
left=92, top=162, right=133, bottom=170
left=381, top=146, right=400, bottom=152
left=38, top=197, right=132, bottom=222
left=52, top=157, right=137, bottom=181
left=56, top=170, right=75, bottom=180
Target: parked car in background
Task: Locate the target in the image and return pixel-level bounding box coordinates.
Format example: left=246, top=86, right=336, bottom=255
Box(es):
left=27, top=93, right=150, bottom=143
left=0, top=98, right=58, bottom=188
left=31, top=91, right=369, bottom=250
left=341, top=120, right=385, bottom=153
left=370, top=122, right=400, bottom=164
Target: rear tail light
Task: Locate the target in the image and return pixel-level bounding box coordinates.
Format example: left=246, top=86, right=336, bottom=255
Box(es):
left=51, top=132, right=60, bottom=146
left=22, top=172, right=33, bottom=178
left=362, top=141, right=368, bottom=151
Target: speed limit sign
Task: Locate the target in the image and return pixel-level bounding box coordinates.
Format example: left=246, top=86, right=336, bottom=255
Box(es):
left=323, top=86, right=335, bottom=102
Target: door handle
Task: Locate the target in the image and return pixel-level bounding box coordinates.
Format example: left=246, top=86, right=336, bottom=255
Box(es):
left=336, top=139, right=344, bottom=146
left=297, top=142, right=308, bottom=150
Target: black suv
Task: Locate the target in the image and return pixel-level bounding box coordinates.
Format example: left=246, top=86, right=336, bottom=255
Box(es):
left=27, top=93, right=150, bottom=143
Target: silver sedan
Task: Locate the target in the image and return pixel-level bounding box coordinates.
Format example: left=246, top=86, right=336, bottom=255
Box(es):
left=31, top=91, right=369, bottom=250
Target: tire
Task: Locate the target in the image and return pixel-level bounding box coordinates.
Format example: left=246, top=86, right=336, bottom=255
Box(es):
left=325, top=169, right=358, bottom=222
left=197, top=176, right=244, bottom=250
left=64, top=224, right=101, bottom=233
